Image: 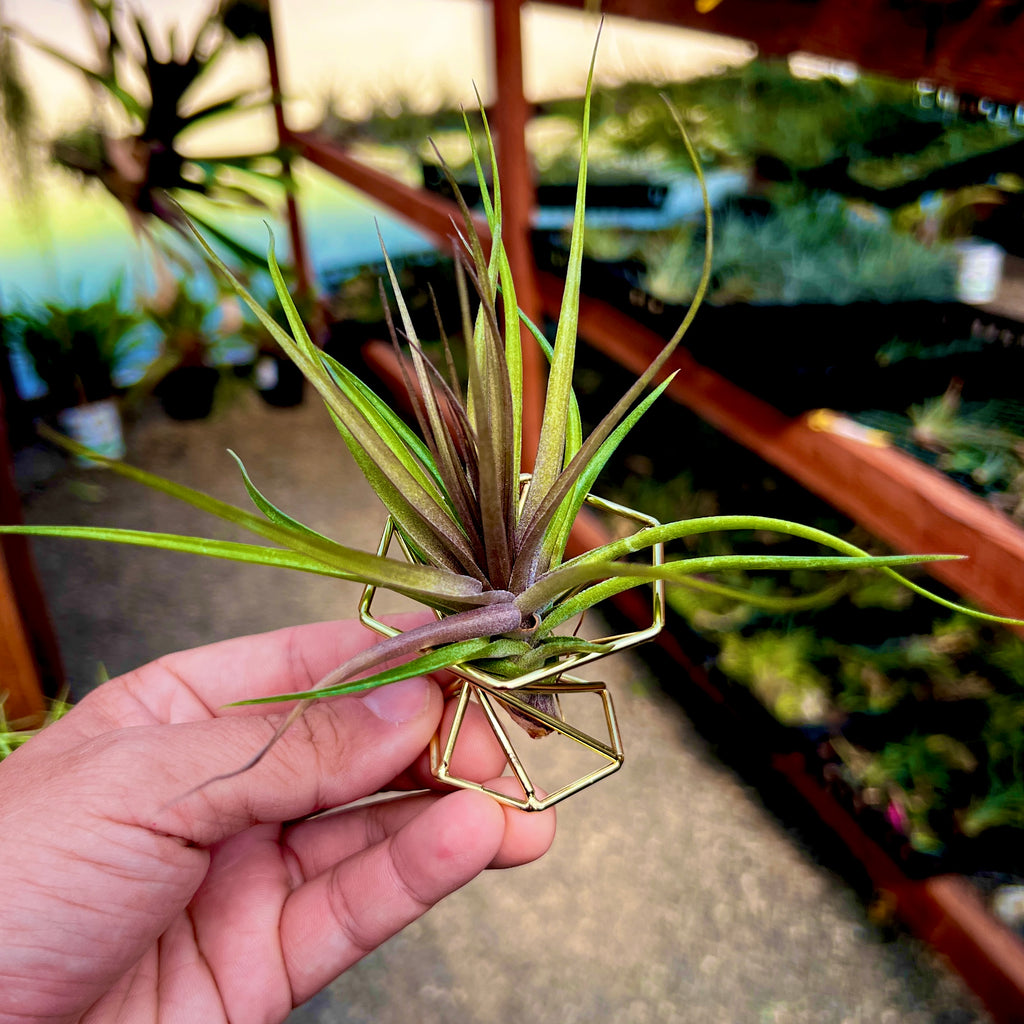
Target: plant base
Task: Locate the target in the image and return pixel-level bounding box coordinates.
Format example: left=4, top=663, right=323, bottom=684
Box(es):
left=359, top=488, right=664, bottom=811
left=430, top=674, right=624, bottom=812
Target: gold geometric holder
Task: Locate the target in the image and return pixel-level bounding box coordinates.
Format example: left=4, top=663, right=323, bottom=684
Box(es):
left=358, top=484, right=664, bottom=810
left=429, top=674, right=623, bottom=811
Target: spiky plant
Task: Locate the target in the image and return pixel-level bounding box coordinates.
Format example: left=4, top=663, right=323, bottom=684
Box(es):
left=6, top=0, right=278, bottom=264
left=3, top=46, right=1020, bottom=808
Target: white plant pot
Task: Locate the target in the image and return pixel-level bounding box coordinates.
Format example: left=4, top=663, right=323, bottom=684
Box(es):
left=953, top=239, right=1005, bottom=304
left=58, top=398, right=126, bottom=467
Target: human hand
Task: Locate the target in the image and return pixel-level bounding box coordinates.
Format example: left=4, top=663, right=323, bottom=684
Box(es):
left=0, top=616, right=555, bottom=1024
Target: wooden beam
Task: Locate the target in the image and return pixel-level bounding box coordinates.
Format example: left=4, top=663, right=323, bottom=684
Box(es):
left=800, top=0, right=883, bottom=65
left=0, top=543, right=45, bottom=722
left=266, top=0, right=315, bottom=303
left=928, top=0, right=1014, bottom=80
left=0, top=359, right=62, bottom=715
left=537, top=0, right=1024, bottom=104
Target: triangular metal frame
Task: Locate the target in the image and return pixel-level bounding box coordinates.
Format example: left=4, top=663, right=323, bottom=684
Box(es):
left=430, top=674, right=624, bottom=811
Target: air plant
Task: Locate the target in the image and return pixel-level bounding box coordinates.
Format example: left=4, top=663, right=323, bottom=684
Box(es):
left=5, top=0, right=279, bottom=265
left=3, top=43, right=1021, bottom=810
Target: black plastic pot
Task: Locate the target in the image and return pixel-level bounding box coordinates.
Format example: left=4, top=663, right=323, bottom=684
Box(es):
left=422, top=160, right=670, bottom=210
left=156, top=365, right=220, bottom=421
left=946, top=830, right=1024, bottom=878
left=253, top=352, right=305, bottom=408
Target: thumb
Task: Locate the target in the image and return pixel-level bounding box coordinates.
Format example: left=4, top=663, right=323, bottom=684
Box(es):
left=105, top=676, right=443, bottom=846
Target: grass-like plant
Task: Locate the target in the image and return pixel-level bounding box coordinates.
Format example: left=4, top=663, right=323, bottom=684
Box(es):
left=4, top=44, right=1020, bottom=806
left=9, top=281, right=142, bottom=409
left=0, top=693, right=71, bottom=762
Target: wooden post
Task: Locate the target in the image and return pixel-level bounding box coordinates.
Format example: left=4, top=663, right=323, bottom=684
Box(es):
left=492, top=0, right=544, bottom=470
left=265, top=0, right=315, bottom=304
left=0, top=316, right=62, bottom=719
left=0, top=544, right=45, bottom=721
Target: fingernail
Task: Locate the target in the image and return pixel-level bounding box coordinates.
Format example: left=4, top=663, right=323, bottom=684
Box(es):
left=360, top=676, right=430, bottom=724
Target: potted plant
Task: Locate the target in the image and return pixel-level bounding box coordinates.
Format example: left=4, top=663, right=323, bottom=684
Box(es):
left=126, top=277, right=241, bottom=421
left=8, top=284, right=140, bottom=461
left=2, top=49, right=1020, bottom=810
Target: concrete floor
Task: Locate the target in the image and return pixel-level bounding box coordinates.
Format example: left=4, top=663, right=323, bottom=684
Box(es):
left=16, top=391, right=993, bottom=1023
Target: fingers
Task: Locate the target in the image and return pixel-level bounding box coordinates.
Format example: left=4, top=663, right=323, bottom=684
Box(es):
left=470, top=778, right=558, bottom=868
left=283, top=785, right=556, bottom=877
left=186, top=823, right=296, bottom=1024
left=279, top=789, right=556, bottom=1005
left=390, top=696, right=509, bottom=792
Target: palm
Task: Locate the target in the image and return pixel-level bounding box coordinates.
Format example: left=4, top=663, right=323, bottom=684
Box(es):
left=0, top=618, right=554, bottom=1024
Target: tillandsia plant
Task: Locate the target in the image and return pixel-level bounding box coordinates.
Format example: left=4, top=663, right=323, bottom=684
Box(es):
left=4, top=43, right=1023, bottom=810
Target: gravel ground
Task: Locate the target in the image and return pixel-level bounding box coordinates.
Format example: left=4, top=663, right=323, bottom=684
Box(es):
left=16, top=391, right=993, bottom=1023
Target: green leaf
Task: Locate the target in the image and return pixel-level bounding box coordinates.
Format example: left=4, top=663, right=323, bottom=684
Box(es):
left=228, top=637, right=519, bottom=704
left=176, top=206, right=269, bottom=269
left=544, top=374, right=674, bottom=571
left=511, top=99, right=715, bottom=589
left=526, top=511, right=1024, bottom=627
left=478, top=635, right=613, bottom=676
left=462, top=95, right=527, bottom=481
left=265, top=238, right=479, bottom=574
left=519, top=551, right=963, bottom=617
left=319, top=351, right=442, bottom=488
left=317, top=351, right=455, bottom=518
left=426, top=143, right=517, bottom=587
left=228, top=450, right=335, bottom=545
left=520, top=28, right=600, bottom=526
left=35, top=426, right=488, bottom=610
left=264, top=230, right=320, bottom=365
left=188, top=219, right=484, bottom=576
left=0, top=525, right=363, bottom=578
left=669, top=573, right=851, bottom=613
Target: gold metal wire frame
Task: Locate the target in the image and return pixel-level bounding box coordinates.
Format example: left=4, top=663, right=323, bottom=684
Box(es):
left=430, top=675, right=623, bottom=811
left=357, top=485, right=665, bottom=810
